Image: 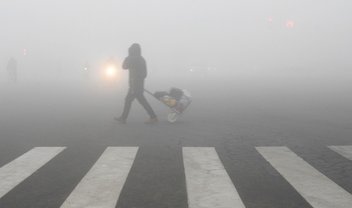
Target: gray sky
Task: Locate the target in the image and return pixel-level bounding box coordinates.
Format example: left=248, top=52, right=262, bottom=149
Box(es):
left=1, top=0, right=352, bottom=74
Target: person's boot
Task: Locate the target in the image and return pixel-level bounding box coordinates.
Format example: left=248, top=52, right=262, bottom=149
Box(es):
left=114, top=116, right=126, bottom=124
left=144, top=117, right=158, bottom=124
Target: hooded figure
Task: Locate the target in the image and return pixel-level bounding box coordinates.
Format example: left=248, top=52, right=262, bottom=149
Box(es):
left=6, top=57, right=17, bottom=82
left=123, top=43, right=147, bottom=80
left=116, top=43, right=157, bottom=124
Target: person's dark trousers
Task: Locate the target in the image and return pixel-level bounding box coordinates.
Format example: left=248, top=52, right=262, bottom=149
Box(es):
left=120, top=79, right=156, bottom=120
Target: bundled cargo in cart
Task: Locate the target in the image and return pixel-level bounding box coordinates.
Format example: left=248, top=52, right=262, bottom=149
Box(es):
left=144, top=87, right=192, bottom=123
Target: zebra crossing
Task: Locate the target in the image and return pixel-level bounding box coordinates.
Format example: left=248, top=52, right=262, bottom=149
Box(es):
left=183, top=147, right=246, bottom=208
left=328, top=146, right=352, bottom=161
left=61, top=147, right=138, bottom=208
left=0, top=147, right=66, bottom=199
left=0, top=145, right=352, bottom=207
left=257, top=147, right=352, bottom=208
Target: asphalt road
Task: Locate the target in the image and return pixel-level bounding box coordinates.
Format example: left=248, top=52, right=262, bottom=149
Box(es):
left=0, top=73, right=351, bottom=208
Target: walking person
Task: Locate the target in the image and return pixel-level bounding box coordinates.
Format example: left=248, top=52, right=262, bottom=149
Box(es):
left=115, top=43, right=158, bottom=124
left=6, top=57, right=18, bottom=82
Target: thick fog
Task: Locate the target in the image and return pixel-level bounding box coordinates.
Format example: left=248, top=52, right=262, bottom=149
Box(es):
left=0, top=0, right=352, bottom=128
left=2, top=0, right=352, bottom=76
left=1, top=3, right=352, bottom=207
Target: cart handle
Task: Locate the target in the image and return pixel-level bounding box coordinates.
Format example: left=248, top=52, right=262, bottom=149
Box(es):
left=144, top=89, right=154, bottom=97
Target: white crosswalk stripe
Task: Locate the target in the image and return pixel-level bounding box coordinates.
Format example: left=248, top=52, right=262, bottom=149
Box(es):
left=1, top=145, right=352, bottom=207
left=183, top=147, right=246, bottom=208
left=329, top=145, right=352, bottom=161
left=0, top=147, right=66, bottom=199
left=256, top=146, right=352, bottom=208
left=60, top=147, right=138, bottom=208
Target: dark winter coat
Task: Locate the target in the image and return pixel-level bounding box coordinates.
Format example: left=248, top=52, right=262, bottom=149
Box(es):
left=122, top=43, right=147, bottom=81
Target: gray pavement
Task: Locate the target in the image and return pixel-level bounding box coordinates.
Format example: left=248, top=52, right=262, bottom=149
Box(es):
left=0, top=76, right=351, bottom=208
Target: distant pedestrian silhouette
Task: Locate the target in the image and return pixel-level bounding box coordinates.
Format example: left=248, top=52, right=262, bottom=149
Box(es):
left=115, top=43, right=157, bottom=124
left=6, top=57, right=17, bottom=82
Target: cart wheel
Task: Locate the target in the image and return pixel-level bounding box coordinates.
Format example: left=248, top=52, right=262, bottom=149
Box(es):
left=167, top=112, right=178, bottom=123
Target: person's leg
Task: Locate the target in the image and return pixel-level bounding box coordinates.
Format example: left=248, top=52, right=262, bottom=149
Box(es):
left=136, top=93, right=157, bottom=118
left=120, top=89, right=135, bottom=120
left=134, top=79, right=157, bottom=119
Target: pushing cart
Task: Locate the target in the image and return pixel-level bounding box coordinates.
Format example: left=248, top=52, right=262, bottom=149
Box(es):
left=144, top=88, right=192, bottom=123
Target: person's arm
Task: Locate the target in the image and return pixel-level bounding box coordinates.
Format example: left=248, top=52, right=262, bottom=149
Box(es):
left=141, top=57, right=147, bottom=78
left=122, top=57, right=130, bottom=69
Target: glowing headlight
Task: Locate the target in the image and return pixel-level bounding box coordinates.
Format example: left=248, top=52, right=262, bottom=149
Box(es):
left=106, top=65, right=116, bottom=77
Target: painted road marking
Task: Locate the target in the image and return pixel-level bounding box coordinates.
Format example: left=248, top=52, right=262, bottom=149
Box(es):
left=329, top=146, right=352, bottom=161
left=60, top=147, right=138, bottom=208
left=0, top=147, right=66, bottom=198
left=257, top=146, right=352, bottom=208
left=183, top=147, right=246, bottom=208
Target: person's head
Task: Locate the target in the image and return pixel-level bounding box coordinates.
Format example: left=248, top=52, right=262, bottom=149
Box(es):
left=128, top=43, right=141, bottom=56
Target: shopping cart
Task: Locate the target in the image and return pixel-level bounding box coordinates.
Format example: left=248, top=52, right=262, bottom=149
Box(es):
left=144, top=88, right=192, bottom=123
